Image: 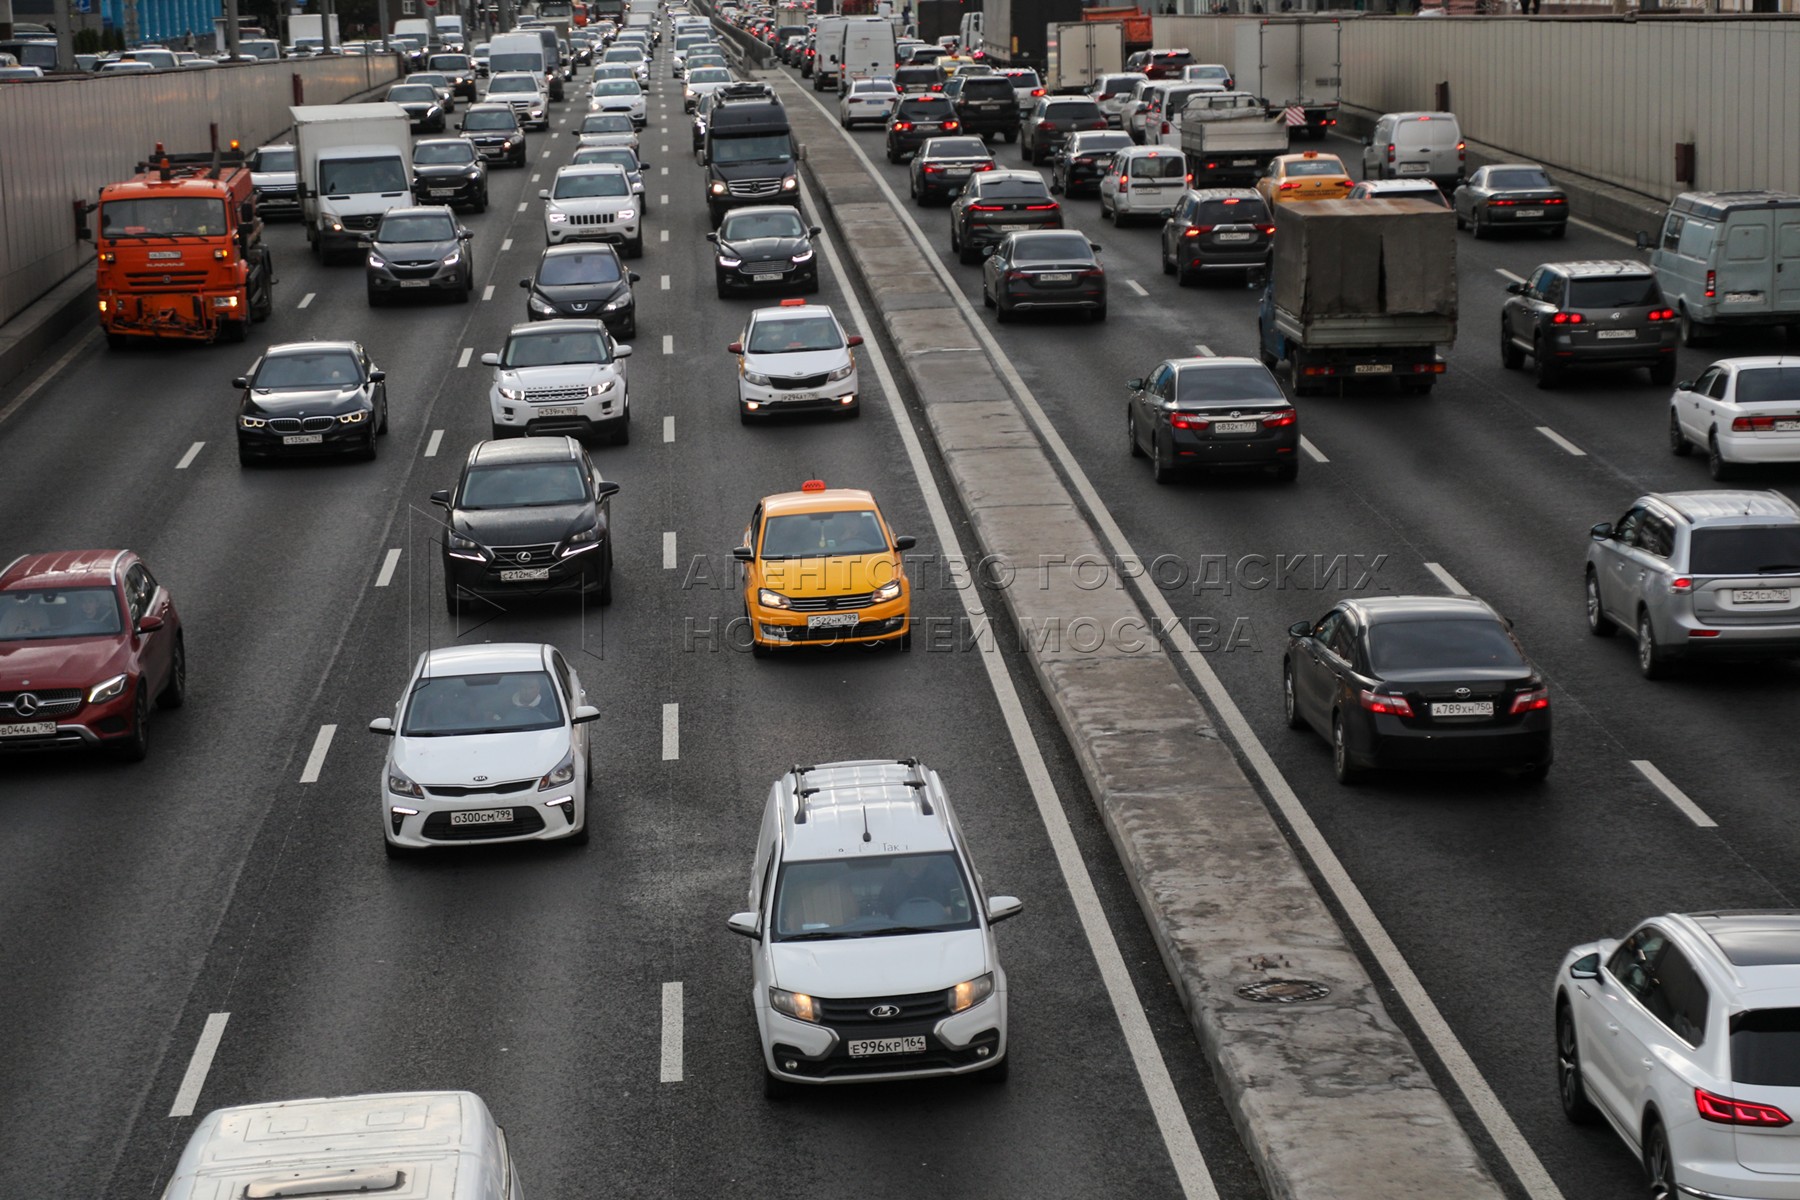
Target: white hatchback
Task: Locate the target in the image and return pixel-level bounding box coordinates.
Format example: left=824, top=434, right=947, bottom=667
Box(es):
left=369, top=642, right=598, bottom=855
left=732, top=301, right=862, bottom=421
left=542, top=163, right=642, bottom=255
left=839, top=78, right=899, bottom=128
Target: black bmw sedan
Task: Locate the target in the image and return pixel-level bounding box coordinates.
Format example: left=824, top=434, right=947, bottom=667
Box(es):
left=235, top=341, right=389, bottom=465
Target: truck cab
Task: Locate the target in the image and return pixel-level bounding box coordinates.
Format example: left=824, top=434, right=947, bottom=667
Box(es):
left=702, top=85, right=799, bottom=225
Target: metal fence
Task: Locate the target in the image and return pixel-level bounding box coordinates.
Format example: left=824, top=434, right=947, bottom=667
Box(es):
left=0, top=54, right=402, bottom=328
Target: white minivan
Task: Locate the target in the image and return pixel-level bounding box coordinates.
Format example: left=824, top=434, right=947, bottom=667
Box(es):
left=1641, top=190, right=1800, bottom=346
left=1362, top=111, right=1464, bottom=192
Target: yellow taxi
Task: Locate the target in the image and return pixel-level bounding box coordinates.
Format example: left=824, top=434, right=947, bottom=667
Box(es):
left=1256, top=151, right=1355, bottom=206
left=736, top=480, right=914, bottom=656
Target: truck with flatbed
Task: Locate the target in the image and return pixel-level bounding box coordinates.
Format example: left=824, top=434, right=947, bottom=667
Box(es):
left=1256, top=199, right=1455, bottom=395
left=1177, top=91, right=1289, bottom=186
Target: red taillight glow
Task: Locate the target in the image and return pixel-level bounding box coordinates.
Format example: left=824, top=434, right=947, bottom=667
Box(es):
left=1256, top=224, right=1276, bottom=235
left=968, top=203, right=1005, bottom=211
left=1671, top=576, right=1694, bottom=593
left=1648, top=309, right=1676, bottom=321
left=1457, top=140, right=1466, bottom=161
left=1261, top=408, right=1297, bottom=428
left=1358, top=688, right=1414, bottom=717
left=893, top=121, right=912, bottom=131
left=1031, top=87, right=1045, bottom=96
left=1490, top=199, right=1517, bottom=207
left=944, top=120, right=959, bottom=130
left=1697, top=1088, right=1793, bottom=1128
left=1183, top=225, right=1212, bottom=237
left=1117, top=177, right=1130, bottom=191
left=1545, top=197, right=1567, bottom=205
left=1040, top=121, right=1057, bottom=132
left=923, top=164, right=942, bottom=173
left=1508, top=686, right=1549, bottom=715
left=1278, top=181, right=1301, bottom=191
left=1024, top=202, right=1059, bottom=210
left=1170, top=413, right=1208, bottom=430
left=1551, top=312, right=1585, bottom=325
left=1706, top=269, right=1716, bottom=298
left=1732, top=414, right=1800, bottom=431
left=1386, top=142, right=1395, bottom=165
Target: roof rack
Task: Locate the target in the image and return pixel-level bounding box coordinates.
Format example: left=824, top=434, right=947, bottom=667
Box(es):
left=791, top=764, right=815, bottom=822
left=896, top=757, right=933, bottom=815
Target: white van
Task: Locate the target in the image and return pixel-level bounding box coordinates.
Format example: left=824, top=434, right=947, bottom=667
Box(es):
left=1642, top=190, right=1800, bottom=346
left=1361, top=111, right=1464, bottom=192
left=837, top=16, right=896, bottom=89
left=161, top=1091, right=522, bottom=1200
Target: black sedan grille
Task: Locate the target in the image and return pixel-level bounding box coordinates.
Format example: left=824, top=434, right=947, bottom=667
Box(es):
left=740, top=260, right=791, bottom=274
left=341, top=214, right=380, bottom=233
left=491, top=542, right=559, bottom=566
left=0, top=689, right=84, bottom=719
left=767, top=372, right=830, bottom=390
left=817, top=990, right=951, bottom=1028
left=421, top=807, right=547, bottom=840
left=267, top=416, right=336, bottom=434
left=426, top=779, right=536, bottom=798
left=786, top=591, right=875, bottom=612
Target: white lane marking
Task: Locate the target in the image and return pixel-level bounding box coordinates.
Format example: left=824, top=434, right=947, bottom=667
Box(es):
left=1423, top=561, right=1470, bottom=596
left=0, top=328, right=100, bottom=429
left=789, top=90, right=1563, bottom=1200
left=298, top=291, right=316, bottom=309
left=299, top=724, right=337, bottom=784
left=662, top=415, right=674, bottom=443
left=518, top=201, right=529, bottom=212
left=662, top=334, right=674, bottom=354
left=457, top=348, right=473, bottom=369
left=1298, top=436, right=1328, bottom=464
left=1192, top=344, right=1215, bottom=357
left=662, top=702, right=679, bottom=760
left=1496, top=268, right=1526, bottom=285
left=425, top=429, right=444, bottom=457
left=660, top=230, right=669, bottom=243
left=660, top=193, right=669, bottom=205
left=660, top=982, right=684, bottom=1082
left=175, top=441, right=205, bottom=470
left=167, top=1013, right=230, bottom=1117
left=482, top=284, right=495, bottom=301
left=660, top=274, right=670, bottom=290
left=660, top=166, right=669, bottom=175
left=541, top=149, right=551, bottom=158
left=1633, top=760, right=1719, bottom=828
left=1571, top=215, right=1636, bottom=246
left=532, top=172, right=541, bottom=182
left=502, top=237, right=513, bottom=252
left=663, top=530, right=677, bottom=569
left=375, top=548, right=402, bottom=588
left=661, top=142, right=668, bottom=151
left=1536, top=425, right=1587, bottom=456
left=796, top=182, right=1220, bottom=1200
left=1124, top=279, right=1148, bottom=297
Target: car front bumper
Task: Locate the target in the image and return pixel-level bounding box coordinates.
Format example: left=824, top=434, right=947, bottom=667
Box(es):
left=756, top=990, right=1006, bottom=1083
left=239, top=418, right=372, bottom=458
left=384, top=784, right=585, bottom=849
left=0, top=687, right=139, bottom=752
left=490, top=392, right=628, bottom=437
left=750, top=597, right=907, bottom=647
left=545, top=217, right=641, bottom=246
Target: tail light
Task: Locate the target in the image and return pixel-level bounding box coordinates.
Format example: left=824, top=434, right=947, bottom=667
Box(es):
left=1551, top=312, right=1584, bottom=325
left=1256, top=224, right=1276, bottom=235
left=1358, top=689, right=1414, bottom=717
left=1545, top=197, right=1567, bottom=205
left=1031, top=87, right=1045, bottom=96
left=1185, top=173, right=1193, bottom=185
left=1386, top=142, right=1394, bottom=165
left=1337, top=180, right=1353, bottom=188
left=1161, top=121, right=1170, bottom=134
left=1170, top=413, right=1208, bottom=430
left=1697, top=1089, right=1793, bottom=1128
left=1508, top=686, right=1549, bottom=715
left=1490, top=199, right=1517, bottom=207
left=1205, top=161, right=1217, bottom=170
left=1183, top=225, right=1212, bottom=238
left=1647, top=309, right=1677, bottom=321
left=1278, top=181, right=1301, bottom=191
left=974, top=162, right=995, bottom=171
left=1260, top=408, right=1296, bottom=428
left=1004, top=270, right=1027, bottom=283
left=1733, top=415, right=1799, bottom=431
left=930, top=82, right=942, bottom=91
left=1024, top=202, right=1059, bottom=211
left=923, top=164, right=942, bottom=173
left=967, top=203, right=1005, bottom=211
left=1079, top=268, right=1104, bottom=279
left=1671, top=576, right=1694, bottom=594
left=1117, top=177, right=1130, bottom=191
left=1040, top=121, right=1057, bottom=132
left=1457, top=140, right=1466, bottom=162
left=944, top=120, right=959, bottom=131
left=1705, top=269, right=1716, bottom=298
left=893, top=121, right=912, bottom=131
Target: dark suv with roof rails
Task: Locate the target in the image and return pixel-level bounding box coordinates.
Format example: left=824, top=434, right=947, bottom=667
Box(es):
left=1501, top=260, right=1679, bottom=388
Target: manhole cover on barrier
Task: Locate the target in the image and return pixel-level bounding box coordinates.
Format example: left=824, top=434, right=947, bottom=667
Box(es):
left=1238, top=979, right=1330, bottom=1004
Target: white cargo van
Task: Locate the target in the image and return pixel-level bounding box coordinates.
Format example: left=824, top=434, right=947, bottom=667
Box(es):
left=291, top=103, right=414, bottom=263
left=1642, top=190, right=1800, bottom=346
left=836, top=16, right=896, bottom=90
left=161, top=1091, right=521, bottom=1200
left=1361, top=111, right=1464, bottom=192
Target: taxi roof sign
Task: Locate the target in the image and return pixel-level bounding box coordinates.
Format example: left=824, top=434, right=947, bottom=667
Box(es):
left=779, top=297, right=807, bottom=307
left=801, top=479, right=827, bottom=491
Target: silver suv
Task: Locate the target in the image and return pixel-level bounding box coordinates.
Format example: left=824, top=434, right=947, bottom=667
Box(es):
left=1585, top=489, right=1800, bottom=678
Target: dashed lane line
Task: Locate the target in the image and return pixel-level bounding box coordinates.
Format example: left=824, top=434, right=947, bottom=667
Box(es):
left=482, top=285, right=495, bottom=301
left=425, top=429, right=444, bottom=457
left=457, top=348, right=473, bottom=369
left=375, top=548, right=402, bottom=588
left=661, top=703, right=678, bottom=760
left=1633, top=760, right=1719, bottom=828
left=299, top=724, right=336, bottom=784
left=167, top=1013, right=230, bottom=1118
left=663, top=415, right=674, bottom=443
left=1423, top=561, right=1470, bottom=595
left=175, top=441, right=204, bottom=470
left=1298, top=436, right=1328, bottom=464
left=298, top=292, right=315, bottom=308
left=1536, top=426, right=1588, bottom=456
left=660, top=982, right=684, bottom=1082
left=1124, top=279, right=1148, bottom=297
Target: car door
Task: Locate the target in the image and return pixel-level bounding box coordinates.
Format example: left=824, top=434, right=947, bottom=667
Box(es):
left=1594, top=504, right=1645, bottom=617
left=1365, top=116, right=1390, bottom=177
left=1136, top=362, right=1174, bottom=451
left=1679, top=365, right=1723, bottom=444
left=1291, top=608, right=1347, bottom=731
left=125, top=562, right=173, bottom=691
left=1588, top=926, right=1669, bottom=1130
left=983, top=238, right=1005, bottom=297
left=1506, top=266, right=1548, bottom=348
left=549, top=648, right=585, bottom=776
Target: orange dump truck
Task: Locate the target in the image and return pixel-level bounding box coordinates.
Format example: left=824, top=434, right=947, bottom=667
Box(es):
left=90, top=141, right=275, bottom=348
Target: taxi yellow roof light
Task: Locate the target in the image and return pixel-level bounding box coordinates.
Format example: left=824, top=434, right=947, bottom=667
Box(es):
left=801, top=479, right=827, bottom=492
left=778, top=297, right=807, bottom=307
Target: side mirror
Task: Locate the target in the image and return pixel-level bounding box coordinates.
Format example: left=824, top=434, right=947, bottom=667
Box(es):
left=1287, top=620, right=1313, bottom=639
left=368, top=717, right=395, bottom=735
left=1361, top=135, right=1372, bottom=146
left=1590, top=522, right=1614, bottom=541
left=137, top=614, right=165, bottom=634
left=1569, top=952, right=1600, bottom=981
left=571, top=703, right=601, bottom=724
left=731, top=545, right=754, bottom=562
left=594, top=480, right=621, bottom=499
left=705, top=231, right=717, bottom=242
left=520, top=278, right=532, bottom=288
left=727, top=341, right=743, bottom=354
left=429, top=488, right=452, bottom=508
left=614, top=344, right=633, bottom=358
left=457, top=227, right=472, bottom=239
left=797, top=143, right=807, bottom=162
left=455, top=121, right=465, bottom=129
left=893, top=534, right=916, bottom=551
left=1089, top=241, right=1102, bottom=252
left=727, top=911, right=760, bottom=938
left=628, top=271, right=641, bottom=283
left=1676, top=380, right=1692, bottom=392
left=847, top=335, right=864, bottom=347
left=538, top=189, right=551, bottom=199
left=1126, top=378, right=1144, bottom=390
left=367, top=369, right=386, bottom=383
left=1505, top=281, right=1523, bottom=295
left=1635, top=230, right=1652, bottom=250
left=639, top=161, right=652, bottom=169
left=986, top=895, right=1023, bottom=924
left=232, top=376, right=249, bottom=389
left=480, top=352, right=501, bottom=366
left=809, top=225, right=822, bottom=236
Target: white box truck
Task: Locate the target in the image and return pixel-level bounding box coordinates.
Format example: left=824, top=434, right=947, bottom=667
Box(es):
left=1045, top=21, right=1122, bottom=93
left=285, top=14, right=339, bottom=52
left=291, top=104, right=414, bottom=263
left=1232, top=17, right=1341, bottom=141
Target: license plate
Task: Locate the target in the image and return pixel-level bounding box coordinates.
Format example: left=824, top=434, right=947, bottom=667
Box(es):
left=1213, top=420, right=1257, bottom=434
left=946, top=169, right=971, bottom=178
left=1217, top=232, right=1252, bottom=242
left=1397, top=162, right=1427, bottom=174
left=1230, top=158, right=1256, bottom=166
left=753, top=272, right=783, bottom=281
left=450, top=807, right=514, bottom=825
left=429, top=188, right=458, bottom=196
left=848, top=1035, right=927, bottom=1057
left=499, top=567, right=550, bottom=582
left=807, top=612, right=860, bottom=629
left=1431, top=701, right=1493, bottom=717
left=1735, top=588, right=1792, bottom=604
left=536, top=406, right=581, bottom=416
left=0, top=721, right=56, bottom=737
left=1516, top=208, right=1544, bottom=218
left=1353, top=363, right=1393, bottom=375
left=1726, top=292, right=1760, bottom=303
left=997, top=224, right=1029, bottom=232
left=1777, top=420, right=1800, bottom=431
left=1038, top=272, right=1073, bottom=283
left=1596, top=329, right=1636, bottom=340
left=399, top=279, right=431, bottom=288
left=777, top=392, right=817, bottom=402
left=283, top=434, right=324, bottom=445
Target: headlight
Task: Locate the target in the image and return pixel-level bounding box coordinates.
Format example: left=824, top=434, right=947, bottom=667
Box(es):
left=709, top=181, right=727, bottom=196
left=717, top=255, right=742, bottom=268
left=756, top=587, right=790, bottom=609
left=742, top=369, right=771, bottom=386
left=502, top=138, right=517, bottom=149
left=466, top=165, right=482, bottom=177
left=616, top=208, right=637, bottom=220
left=874, top=579, right=902, bottom=602
left=790, top=249, right=814, bottom=264
left=602, top=295, right=631, bottom=311
left=948, top=972, right=994, bottom=1013
left=367, top=251, right=386, bottom=268
left=548, top=211, right=568, bottom=223
left=769, top=987, right=818, bottom=1022
left=498, top=384, right=525, bottom=400
left=537, top=748, right=576, bottom=791
left=239, top=415, right=267, bottom=429
left=528, top=294, right=555, bottom=313
left=387, top=769, right=425, bottom=798
left=825, top=363, right=854, bottom=382
left=329, top=220, right=344, bottom=232
left=565, top=522, right=604, bottom=548
left=337, top=409, right=369, bottom=424
left=781, top=175, right=798, bottom=191
left=88, top=673, right=129, bottom=704
left=442, top=250, right=461, bottom=267
left=586, top=379, right=617, bottom=396
left=446, top=531, right=481, bottom=551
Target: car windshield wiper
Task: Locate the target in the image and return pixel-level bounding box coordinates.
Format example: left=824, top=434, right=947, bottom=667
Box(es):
left=1751, top=564, right=1800, bottom=573
left=778, top=930, right=857, bottom=941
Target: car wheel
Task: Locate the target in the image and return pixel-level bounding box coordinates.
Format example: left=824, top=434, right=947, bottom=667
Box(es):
left=567, top=817, right=591, bottom=847
left=1454, top=208, right=1466, bottom=231
left=1644, top=1121, right=1676, bottom=1200
left=899, top=628, right=911, bottom=652
left=1282, top=660, right=1306, bottom=729
left=977, top=1053, right=1009, bottom=1084
left=1150, top=434, right=1174, bottom=484
left=383, top=836, right=413, bottom=860
left=1585, top=570, right=1616, bottom=638
left=1549, top=223, right=1567, bottom=239
left=1650, top=358, right=1676, bottom=386
left=378, top=399, right=389, bottom=435
left=367, top=285, right=384, bottom=308
left=995, top=295, right=1013, bottom=322
left=1679, top=308, right=1711, bottom=347
left=110, top=684, right=150, bottom=763
left=1111, top=204, right=1125, bottom=228
left=474, top=190, right=489, bottom=213
left=1667, top=409, right=1692, bottom=456
left=597, top=545, right=614, bottom=605
left=1128, top=409, right=1145, bottom=458
left=237, top=444, right=256, bottom=467
left=1637, top=610, right=1671, bottom=680
left=1331, top=710, right=1361, bottom=784
left=982, top=284, right=995, bottom=309
left=1003, top=129, right=1016, bottom=143
left=626, top=236, right=643, bottom=259
left=156, top=635, right=188, bottom=709
left=1499, top=321, right=1524, bottom=369
left=361, top=424, right=378, bottom=461
left=1472, top=209, right=1489, bottom=239
left=1533, top=337, right=1559, bottom=389
left=1161, top=244, right=1175, bottom=276
left=1708, top=432, right=1735, bottom=481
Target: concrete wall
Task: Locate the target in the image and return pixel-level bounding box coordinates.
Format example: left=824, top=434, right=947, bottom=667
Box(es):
left=1151, top=13, right=1800, bottom=202
left=0, top=54, right=402, bottom=328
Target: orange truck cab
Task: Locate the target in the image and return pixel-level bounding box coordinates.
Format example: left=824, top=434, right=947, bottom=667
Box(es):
left=89, top=141, right=275, bottom=348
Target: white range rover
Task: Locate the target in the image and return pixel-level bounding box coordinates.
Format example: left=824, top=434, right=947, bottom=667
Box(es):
left=481, top=319, right=632, bottom=444
left=541, top=163, right=642, bottom=256
left=727, top=759, right=1021, bottom=1097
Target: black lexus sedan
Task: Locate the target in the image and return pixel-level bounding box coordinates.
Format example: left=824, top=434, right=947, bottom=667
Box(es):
left=235, top=341, right=389, bottom=466
left=707, top=205, right=822, bottom=298
left=411, top=137, right=489, bottom=213
left=387, top=82, right=447, bottom=133
left=521, top=244, right=641, bottom=338
left=1283, top=596, right=1553, bottom=784
left=434, top=437, right=621, bottom=612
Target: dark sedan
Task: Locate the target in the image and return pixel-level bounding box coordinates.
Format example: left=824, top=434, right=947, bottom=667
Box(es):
left=1051, top=130, right=1133, bottom=198
left=1160, top=188, right=1273, bottom=284
left=365, top=207, right=474, bottom=305
left=1283, top=596, right=1553, bottom=784
left=909, top=136, right=995, bottom=205
left=521, top=244, right=640, bottom=337
left=387, top=82, right=447, bottom=133
left=1126, top=356, right=1297, bottom=483
left=235, top=341, right=388, bottom=465
left=411, top=137, right=489, bottom=213
left=434, top=436, right=620, bottom=612
left=1453, top=163, right=1568, bottom=239
left=886, top=95, right=961, bottom=163
left=458, top=103, right=528, bottom=168
left=951, top=170, right=1063, bottom=264
left=708, top=205, right=821, bottom=297
left=981, top=230, right=1107, bottom=323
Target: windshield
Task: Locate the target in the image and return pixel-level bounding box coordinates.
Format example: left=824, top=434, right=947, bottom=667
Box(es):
left=1046, top=102, right=1102, bottom=122
left=489, top=52, right=541, bottom=72
left=401, top=671, right=563, bottom=736
left=1195, top=196, right=1269, bottom=224
left=503, top=329, right=610, bottom=367
left=926, top=137, right=988, bottom=158
left=1012, top=233, right=1094, bottom=264
left=746, top=316, right=841, bottom=355
left=594, top=80, right=640, bottom=94
left=1175, top=365, right=1285, bottom=403
left=464, top=111, right=516, bottom=130
left=0, top=587, right=123, bottom=641
left=1732, top=1010, right=1800, bottom=1087
left=414, top=142, right=476, bottom=165
left=459, top=462, right=590, bottom=510
left=1365, top=618, right=1527, bottom=675
left=489, top=76, right=537, bottom=93
left=1734, top=367, right=1800, bottom=405
left=1489, top=168, right=1553, bottom=189
left=894, top=66, right=937, bottom=85
left=389, top=85, right=438, bottom=102
left=253, top=350, right=362, bottom=389
left=974, top=178, right=1050, bottom=201
left=582, top=115, right=633, bottom=132
left=710, top=134, right=793, bottom=165
left=539, top=251, right=622, bottom=285
left=603, top=48, right=642, bottom=61
left=1689, top=527, right=1800, bottom=576
left=1073, top=134, right=1132, bottom=155
left=760, top=509, right=885, bottom=558
left=556, top=171, right=630, bottom=199
left=688, top=67, right=730, bottom=83
left=1285, top=158, right=1345, bottom=177
left=320, top=156, right=408, bottom=195
left=100, top=197, right=228, bottom=238
left=378, top=214, right=456, bottom=243
left=1005, top=70, right=1040, bottom=88
left=772, top=853, right=976, bottom=940
left=410, top=75, right=450, bottom=88
left=721, top=209, right=806, bottom=239
left=254, top=149, right=296, bottom=172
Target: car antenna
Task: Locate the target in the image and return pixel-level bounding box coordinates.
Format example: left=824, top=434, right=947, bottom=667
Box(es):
left=861, top=805, right=871, bottom=843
